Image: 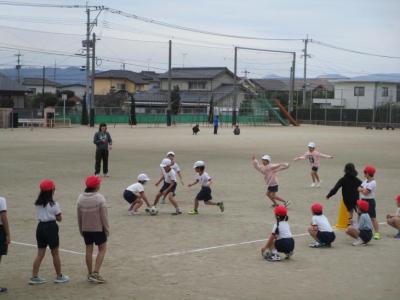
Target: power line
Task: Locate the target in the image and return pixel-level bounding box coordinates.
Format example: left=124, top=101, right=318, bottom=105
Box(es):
left=311, top=40, right=400, bottom=59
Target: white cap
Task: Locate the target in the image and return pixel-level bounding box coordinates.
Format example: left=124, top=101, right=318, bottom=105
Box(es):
left=261, top=155, right=271, bottom=162
left=308, top=142, right=316, bottom=148
left=137, top=173, right=150, bottom=182
left=160, top=158, right=172, bottom=167
left=166, top=151, right=175, bottom=156
left=193, top=160, right=205, bottom=168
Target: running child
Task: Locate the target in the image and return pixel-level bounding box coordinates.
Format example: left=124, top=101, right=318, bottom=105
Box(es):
left=187, top=160, right=224, bottom=215
left=252, top=155, right=290, bottom=207
left=294, top=142, right=333, bottom=187
left=386, top=195, right=400, bottom=239
left=0, top=196, right=10, bottom=293
left=153, top=158, right=182, bottom=215
left=161, top=151, right=184, bottom=204
left=346, top=200, right=373, bottom=246
left=123, top=173, right=151, bottom=215
left=29, top=180, right=69, bottom=285
left=326, top=163, right=362, bottom=224
left=261, top=205, right=295, bottom=262
left=308, top=202, right=336, bottom=248
left=358, top=165, right=380, bottom=240
left=77, top=176, right=109, bottom=284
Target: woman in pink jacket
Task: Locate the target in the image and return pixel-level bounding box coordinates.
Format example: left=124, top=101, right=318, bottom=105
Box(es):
left=252, top=155, right=290, bottom=208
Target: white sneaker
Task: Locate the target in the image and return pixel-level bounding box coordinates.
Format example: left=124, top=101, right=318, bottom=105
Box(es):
left=352, top=238, right=364, bottom=246
left=266, top=253, right=281, bottom=262
left=128, top=211, right=138, bottom=216
left=54, top=274, right=70, bottom=284
left=310, top=183, right=316, bottom=188
left=316, top=182, right=321, bottom=188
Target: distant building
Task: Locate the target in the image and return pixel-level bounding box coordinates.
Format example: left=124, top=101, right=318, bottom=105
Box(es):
left=22, top=77, right=58, bottom=94
left=59, top=83, right=85, bottom=98
left=94, top=70, right=151, bottom=95
left=0, top=74, right=29, bottom=108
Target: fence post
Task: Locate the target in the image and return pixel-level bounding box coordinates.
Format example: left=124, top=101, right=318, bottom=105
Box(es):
left=356, top=95, right=359, bottom=127
left=339, top=89, right=343, bottom=126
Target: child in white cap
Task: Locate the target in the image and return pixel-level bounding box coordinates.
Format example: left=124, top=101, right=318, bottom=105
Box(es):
left=252, top=155, right=290, bottom=208
left=123, top=174, right=151, bottom=215
left=188, top=161, right=224, bottom=215
left=161, top=151, right=184, bottom=204
left=153, top=158, right=182, bottom=215
left=294, top=142, right=333, bottom=187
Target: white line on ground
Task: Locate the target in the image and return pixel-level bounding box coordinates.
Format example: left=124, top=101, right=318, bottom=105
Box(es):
left=149, top=223, right=387, bottom=258
left=11, top=241, right=86, bottom=256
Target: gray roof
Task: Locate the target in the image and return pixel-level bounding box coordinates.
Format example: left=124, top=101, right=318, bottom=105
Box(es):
left=95, top=70, right=148, bottom=84
left=252, top=78, right=334, bottom=92
left=22, top=77, right=59, bottom=87
left=0, top=74, right=29, bottom=92
left=333, top=74, right=400, bottom=84
left=158, top=67, right=234, bottom=80
left=59, top=83, right=85, bottom=88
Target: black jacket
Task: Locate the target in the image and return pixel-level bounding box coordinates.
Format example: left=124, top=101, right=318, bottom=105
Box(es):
left=93, top=131, right=112, bottom=151
left=326, top=174, right=362, bottom=206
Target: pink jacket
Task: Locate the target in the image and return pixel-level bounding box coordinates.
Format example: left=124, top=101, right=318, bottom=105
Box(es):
left=296, top=151, right=331, bottom=167
left=252, top=159, right=289, bottom=187
left=77, top=192, right=110, bottom=236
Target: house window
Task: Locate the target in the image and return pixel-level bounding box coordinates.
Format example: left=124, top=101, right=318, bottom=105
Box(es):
left=354, top=86, right=365, bottom=96
left=381, top=87, right=388, bottom=97
left=116, top=83, right=126, bottom=91
left=188, top=81, right=206, bottom=90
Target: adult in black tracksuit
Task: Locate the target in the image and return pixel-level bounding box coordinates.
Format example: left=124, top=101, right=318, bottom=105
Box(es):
left=326, top=163, right=362, bottom=222
left=93, top=123, right=112, bottom=176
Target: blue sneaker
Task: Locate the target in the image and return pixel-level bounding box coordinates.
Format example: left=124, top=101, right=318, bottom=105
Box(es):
left=29, top=276, right=46, bottom=285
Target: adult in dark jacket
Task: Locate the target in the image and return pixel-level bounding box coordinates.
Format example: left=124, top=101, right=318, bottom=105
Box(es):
left=213, top=116, right=219, bottom=135
left=326, top=163, right=361, bottom=222
left=93, top=123, right=112, bottom=176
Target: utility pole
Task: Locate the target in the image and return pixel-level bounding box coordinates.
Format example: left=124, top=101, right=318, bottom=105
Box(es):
left=53, top=61, right=57, bottom=81
left=42, top=66, right=45, bottom=95
left=85, top=7, right=91, bottom=126
left=233, top=46, right=238, bottom=125
left=121, top=62, right=126, bottom=70
left=302, top=35, right=312, bottom=120
left=15, top=51, right=22, bottom=83
left=167, top=40, right=172, bottom=126
left=242, top=70, right=250, bottom=78
left=289, top=52, right=296, bottom=113
left=90, top=32, right=96, bottom=127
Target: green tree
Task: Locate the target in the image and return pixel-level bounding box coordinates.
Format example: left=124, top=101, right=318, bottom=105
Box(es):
left=170, top=85, right=181, bottom=115
left=81, top=94, right=89, bottom=125
left=129, top=95, right=137, bottom=125
left=32, top=93, right=58, bottom=108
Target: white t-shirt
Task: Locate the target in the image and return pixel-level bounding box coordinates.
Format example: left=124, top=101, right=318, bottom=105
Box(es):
left=396, top=208, right=400, bottom=216
left=36, top=202, right=61, bottom=222
left=272, top=221, right=292, bottom=239
left=312, top=215, right=333, bottom=232
left=162, top=168, right=177, bottom=184
left=360, top=179, right=376, bottom=199
left=197, top=172, right=211, bottom=187
left=171, top=162, right=181, bottom=173
left=126, top=182, right=144, bottom=196
left=0, top=197, right=7, bottom=225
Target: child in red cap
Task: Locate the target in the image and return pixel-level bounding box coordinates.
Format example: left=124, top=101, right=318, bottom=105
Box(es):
left=346, top=200, right=373, bottom=246
left=29, top=180, right=69, bottom=285
left=358, top=165, right=380, bottom=240
left=0, top=196, right=10, bottom=293
left=308, top=202, right=336, bottom=248
left=77, top=175, right=109, bottom=284
left=386, top=195, right=400, bottom=239
left=261, top=205, right=295, bottom=261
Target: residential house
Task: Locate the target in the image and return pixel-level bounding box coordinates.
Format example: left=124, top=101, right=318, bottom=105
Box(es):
left=94, top=70, right=150, bottom=95
left=0, top=74, right=29, bottom=108
left=22, top=77, right=58, bottom=94
left=59, top=83, right=86, bottom=99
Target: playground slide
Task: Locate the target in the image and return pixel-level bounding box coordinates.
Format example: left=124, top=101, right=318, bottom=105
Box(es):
left=261, top=99, right=289, bottom=126
left=274, top=99, right=299, bottom=126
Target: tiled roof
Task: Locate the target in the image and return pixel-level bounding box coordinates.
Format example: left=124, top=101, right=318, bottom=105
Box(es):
left=0, top=74, right=29, bottom=92
left=95, top=70, right=148, bottom=84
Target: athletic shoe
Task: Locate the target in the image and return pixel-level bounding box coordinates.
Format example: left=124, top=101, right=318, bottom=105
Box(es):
left=374, top=232, right=381, bottom=240
left=316, top=182, right=321, bottom=188
left=266, top=253, right=281, bottom=262
left=285, top=252, right=293, bottom=259
left=54, top=274, right=70, bottom=284
left=310, top=183, right=316, bottom=188
left=29, top=276, right=46, bottom=285
left=218, top=202, right=225, bottom=212
left=284, top=200, right=291, bottom=207
left=309, top=241, right=323, bottom=248
left=188, top=209, right=198, bottom=215
left=0, top=288, right=7, bottom=293
left=103, top=174, right=109, bottom=178
left=88, top=272, right=105, bottom=284
left=394, top=231, right=400, bottom=239
left=128, top=210, right=138, bottom=216
left=171, top=210, right=182, bottom=215
left=352, top=238, right=364, bottom=246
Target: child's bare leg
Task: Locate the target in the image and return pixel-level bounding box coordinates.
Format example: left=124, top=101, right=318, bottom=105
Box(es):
left=128, top=202, right=135, bottom=211
left=32, top=248, right=46, bottom=277
left=132, top=200, right=143, bottom=212
left=266, top=191, right=277, bottom=204
left=50, top=248, right=62, bottom=276
left=168, top=194, right=179, bottom=209
left=310, top=172, right=316, bottom=183
left=194, top=199, right=199, bottom=210
left=345, top=227, right=359, bottom=239
left=205, top=200, right=217, bottom=205
left=153, top=193, right=162, bottom=206
left=387, top=216, right=400, bottom=229
left=314, top=172, right=320, bottom=182
left=308, top=226, right=318, bottom=240
left=273, top=194, right=286, bottom=203
left=371, top=218, right=379, bottom=232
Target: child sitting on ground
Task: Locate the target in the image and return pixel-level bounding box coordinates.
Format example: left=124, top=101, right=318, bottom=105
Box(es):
left=346, top=200, right=373, bottom=246
left=386, top=195, right=400, bottom=239
left=308, top=202, right=336, bottom=248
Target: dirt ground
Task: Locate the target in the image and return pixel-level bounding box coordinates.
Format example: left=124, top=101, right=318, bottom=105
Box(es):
left=0, top=124, right=399, bottom=300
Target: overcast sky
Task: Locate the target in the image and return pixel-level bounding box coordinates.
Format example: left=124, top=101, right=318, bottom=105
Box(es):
left=0, top=0, right=399, bottom=78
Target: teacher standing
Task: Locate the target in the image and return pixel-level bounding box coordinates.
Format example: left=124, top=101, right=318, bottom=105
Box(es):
left=93, top=123, right=112, bottom=177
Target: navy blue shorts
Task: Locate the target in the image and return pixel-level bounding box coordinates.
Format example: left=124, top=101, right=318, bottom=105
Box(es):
left=359, top=229, right=373, bottom=243
left=268, top=185, right=278, bottom=193
left=196, top=187, right=212, bottom=201
left=362, top=198, right=376, bottom=219
left=275, top=238, right=295, bottom=254
left=317, top=231, right=335, bottom=245
left=36, top=221, right=59, bottom=249
left=311, top=166, right=319, bottom=172
left=160, top=182, right=177, bottom=196
left=0, top=225, right=8, bottom=256
left=123, top=190, right=137, bottom=204
left=83, top=231, right=107, bottom=246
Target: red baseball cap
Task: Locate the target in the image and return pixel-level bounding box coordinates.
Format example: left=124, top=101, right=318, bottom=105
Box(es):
left=274, top=205, right=287, bottom=216
left=311, top=202, right=323, bottom=214
left=363, top=165, right=376, bottom=176
left=85, top=175, right=101, bottom=189
left=395, top=195, right=400, bottom=203
left=357, top=199, right=369, bottom=213
left=39, top=179, right=55, bottom=191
